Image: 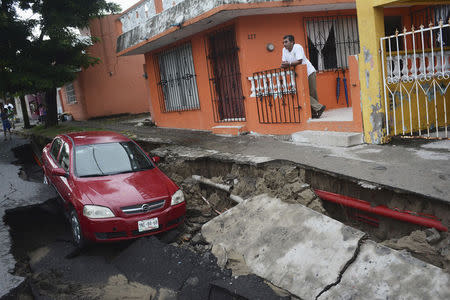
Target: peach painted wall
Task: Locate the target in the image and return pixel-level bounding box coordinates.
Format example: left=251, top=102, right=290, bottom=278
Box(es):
left=145, top=10, right=364, bottom=134
left=61, top=15, right=151, bottom=120
left=59, top=79, right=89, bottom=121
left=235, top=11, right=360, bottom=134
left=144, top=22, right=242, bottom=130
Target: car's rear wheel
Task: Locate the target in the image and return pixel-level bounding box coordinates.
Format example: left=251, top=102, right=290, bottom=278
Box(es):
left=70, top=209, right=86, bottom=249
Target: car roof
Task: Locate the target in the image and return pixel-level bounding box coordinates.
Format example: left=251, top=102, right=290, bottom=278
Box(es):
left=63, top=131, right=131, bottom=146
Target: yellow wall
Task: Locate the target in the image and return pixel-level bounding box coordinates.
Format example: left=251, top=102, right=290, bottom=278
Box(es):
left=385, top=80, right=448, bottom=136
left=356, top=0, right=449, bottom=143
left=356, top=0, right=387, bottom=144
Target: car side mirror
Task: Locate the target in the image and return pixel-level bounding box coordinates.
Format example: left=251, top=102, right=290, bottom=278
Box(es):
left=51, top=167, right=68, bottom=178
left=151, top=156, right=161, bottom=163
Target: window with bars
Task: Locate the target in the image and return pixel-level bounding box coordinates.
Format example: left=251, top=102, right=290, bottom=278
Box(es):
left=155, top=43, right=200, bottom=112
left=305, top=15, right=360, bottom=71
left=410, top=5, right=450, bottom=49
left=65, top=83, right=77, bottom=104
left=411, top=5, right=450, bottom=28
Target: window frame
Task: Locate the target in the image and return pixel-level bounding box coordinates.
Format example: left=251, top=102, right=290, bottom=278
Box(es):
left=304, top=15, right=360, bottom=72
left=50, top=138, right=63, bottom=162
left=58, top=143, right=71, bottom=172
left=154, top=42, right=201, bottom=112
left=65, top=82, right=77, bottom=104
left=73, top=141, right=155, bottom=178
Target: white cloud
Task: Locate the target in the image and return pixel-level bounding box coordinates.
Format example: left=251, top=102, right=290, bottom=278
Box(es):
left=110, top=0, right=140, bottom=12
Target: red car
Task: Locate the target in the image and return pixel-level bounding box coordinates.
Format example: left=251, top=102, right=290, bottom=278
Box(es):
left=41, top=131, right=186, bottom=248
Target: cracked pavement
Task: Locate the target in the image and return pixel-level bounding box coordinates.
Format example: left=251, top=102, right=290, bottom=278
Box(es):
left=1, top=135, right=290, bottom=299
left=0, top=136, right=56, bottom=298
left=202, top=194, right=450, bottom=300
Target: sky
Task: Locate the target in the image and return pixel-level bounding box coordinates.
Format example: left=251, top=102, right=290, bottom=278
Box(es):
left=110, top=0, right=140, bottom=12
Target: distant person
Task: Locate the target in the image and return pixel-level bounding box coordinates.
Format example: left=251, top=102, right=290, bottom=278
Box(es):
left=5, top=103, right=15, bottom=129
left=281, top=35, right=326, bottom=118
left=38, top=104, right=46, bottom=124
left=1, top=107, right=12, bottom=140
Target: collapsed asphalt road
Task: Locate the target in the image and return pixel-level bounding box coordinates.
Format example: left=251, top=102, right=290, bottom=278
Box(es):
left=1, top=136, right=290, bottom=299
left=0, top=136, right=57, bottom=298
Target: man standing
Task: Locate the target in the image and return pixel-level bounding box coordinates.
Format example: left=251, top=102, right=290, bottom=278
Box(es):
left=281, top=35, right=326, bottom=118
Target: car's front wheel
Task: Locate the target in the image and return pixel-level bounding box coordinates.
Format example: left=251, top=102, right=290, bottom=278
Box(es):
left=70, top=209, right=86, bottom=249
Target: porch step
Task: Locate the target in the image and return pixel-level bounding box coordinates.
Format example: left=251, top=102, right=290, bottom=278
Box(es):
left=212, top=125, right=247, bottom=136
left=291, top=130, right=363, bottom=147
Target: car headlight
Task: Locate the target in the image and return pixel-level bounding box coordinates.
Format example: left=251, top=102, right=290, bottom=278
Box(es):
left=83, top=205, right=115, bottom=219
left=171, top=189, right=185, bottom=206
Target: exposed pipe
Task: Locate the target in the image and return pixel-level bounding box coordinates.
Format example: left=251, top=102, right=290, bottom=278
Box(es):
left=315, top=189, right=448, bottom=232
left=192, top=175, right=242, bottom=204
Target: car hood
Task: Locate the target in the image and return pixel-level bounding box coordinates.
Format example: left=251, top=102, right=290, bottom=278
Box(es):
left=76, top=169, right=175, bottom=209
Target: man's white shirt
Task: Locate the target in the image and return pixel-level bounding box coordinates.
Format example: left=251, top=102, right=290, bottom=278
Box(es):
left=282, top=44, right=316, bottom=76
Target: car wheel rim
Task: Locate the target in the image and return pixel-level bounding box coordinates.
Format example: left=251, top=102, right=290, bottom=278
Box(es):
left=43, top=175, right=48, bottom=184
left=71, top=213, right=81, bottom=244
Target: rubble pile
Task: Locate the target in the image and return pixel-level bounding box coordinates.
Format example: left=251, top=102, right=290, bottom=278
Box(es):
left=152, top=146, right=450, bottom=274
left=382, top=229, right=450, bottom=272
left=155, top=153, right=326, bottom=254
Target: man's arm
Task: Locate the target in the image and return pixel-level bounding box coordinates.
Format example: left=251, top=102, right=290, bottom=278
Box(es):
left=282, top=59, right=302, bottom=68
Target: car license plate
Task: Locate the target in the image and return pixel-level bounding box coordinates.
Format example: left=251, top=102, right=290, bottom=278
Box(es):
left=138, top=217, right=159, bottom=232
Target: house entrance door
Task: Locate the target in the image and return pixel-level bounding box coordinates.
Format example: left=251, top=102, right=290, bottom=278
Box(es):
left=207, top=28, right=245, bottom=122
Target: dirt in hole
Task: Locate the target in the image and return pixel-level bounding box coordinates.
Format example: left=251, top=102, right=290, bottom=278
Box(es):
left=154, top=151, right=450, bottom=273
left=154, top=154, right=327, bottom=263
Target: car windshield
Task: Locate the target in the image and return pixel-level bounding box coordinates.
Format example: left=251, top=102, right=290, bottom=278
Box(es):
left=75, top=142, right=154, bottom=177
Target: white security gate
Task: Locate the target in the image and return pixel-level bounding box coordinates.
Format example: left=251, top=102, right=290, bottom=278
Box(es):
left=380, top=21, right=450, bottom=139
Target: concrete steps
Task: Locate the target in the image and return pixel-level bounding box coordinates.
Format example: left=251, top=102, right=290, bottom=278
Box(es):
left=292, top=130, right=363, bottom=147
left=212, top=125, right=247, bottom=136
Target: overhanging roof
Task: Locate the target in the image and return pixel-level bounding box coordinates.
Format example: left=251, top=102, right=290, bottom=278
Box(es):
left=117, top=1, right=356, bottom=56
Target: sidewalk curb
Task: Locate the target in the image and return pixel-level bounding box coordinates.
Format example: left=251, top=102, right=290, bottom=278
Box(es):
left=18, top=128, right=450, bottom=207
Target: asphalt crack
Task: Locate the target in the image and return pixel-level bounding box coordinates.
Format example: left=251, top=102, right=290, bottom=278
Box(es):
left=315, top=234, right=368, bottom=299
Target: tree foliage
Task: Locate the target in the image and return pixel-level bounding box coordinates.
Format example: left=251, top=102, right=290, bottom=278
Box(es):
left=0, top=0, right=120, bottom=126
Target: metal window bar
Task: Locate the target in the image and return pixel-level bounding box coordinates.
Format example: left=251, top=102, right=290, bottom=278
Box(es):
left=411, top=5, right=450, bottom=49
left=252, top=66, right=301, bottom=124
left=304, top=15, right=360, bottom=71
left=411, top=5, right=450, bottom=28
left=65, top=83, right=77, bottom=104
left=206, top=27, right=246, bottom=122
left=154, top=43, right=200, bottom=112
left=380, top=21, right=450, bottom=139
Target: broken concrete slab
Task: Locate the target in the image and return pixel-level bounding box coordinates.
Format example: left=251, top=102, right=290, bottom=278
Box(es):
left=292, top=130, right=363, bottom=147
left=201, top=194, right=365, bottom=300
left=151, top=145, right=273, bottom=166
left=151, top=145, right=219, bottom=160
left=0, top=264, right=24, bottom=299
left=0, top=138, right=57, bottom=298
left=319, top=240, right=450, bottom=299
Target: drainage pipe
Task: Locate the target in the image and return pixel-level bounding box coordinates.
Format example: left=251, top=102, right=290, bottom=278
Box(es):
left=192, top=175, right=243, bottom=204
left=315, top=189, right=448, bottom=232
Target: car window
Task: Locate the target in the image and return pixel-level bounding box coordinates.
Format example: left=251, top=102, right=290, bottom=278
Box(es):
left=50, top=138, right=62, bottom=160
left=58, top=143, right=70, bottom=172
left=75, top=141, right=154, bottom=177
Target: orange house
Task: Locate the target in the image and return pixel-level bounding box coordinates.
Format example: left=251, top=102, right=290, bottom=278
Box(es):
left=59, top=15, right=151, bottom=121
left=116, top=0, right=447, bottom=138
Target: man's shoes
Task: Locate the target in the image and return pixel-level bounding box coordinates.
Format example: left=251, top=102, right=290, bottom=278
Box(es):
left=312, top=105, right=326, bottom=119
